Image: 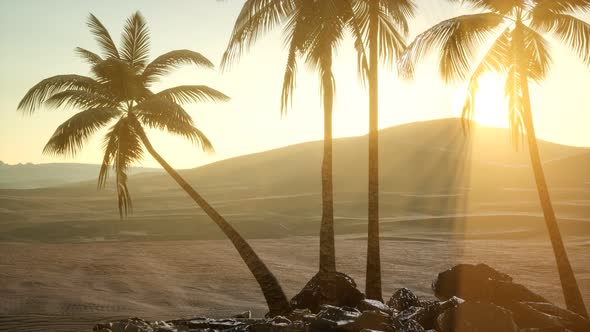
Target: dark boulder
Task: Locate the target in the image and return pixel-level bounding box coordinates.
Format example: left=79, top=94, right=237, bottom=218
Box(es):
left=398, top=319, right=426, bottom=332
left=506, top=302, right=567, bottom=330
left=396, top=296, right=463, bottom=330
left=346, top=310, right=393, bottom=331
left=308, top=304, right=361, bottom=331
left=436, top=301, right=519, bottom=332
left=286, top=308, right=315, bottom=322
left=523, top=302, right=590, bottom=332
left=433, top=264, right=547, bottom=305
left=291, top=272, right=365, bottom=313
left=387, top=288, right=421, bottom=311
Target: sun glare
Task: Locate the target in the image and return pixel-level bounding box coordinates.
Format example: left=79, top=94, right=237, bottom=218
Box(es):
left=453, top=73, right=509, bottom=128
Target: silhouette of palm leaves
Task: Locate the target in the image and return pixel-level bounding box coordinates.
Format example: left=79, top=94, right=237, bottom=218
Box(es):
left=18, top=11, right=228, bottom=217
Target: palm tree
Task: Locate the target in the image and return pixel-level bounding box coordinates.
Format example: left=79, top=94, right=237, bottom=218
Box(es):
left=349, top=0, right=416, bottom=301
left=18, top=12, right=291, bottom=316
left=222, top=0, right=358, bottom=274
left=398, top=0, right=589, bottom=317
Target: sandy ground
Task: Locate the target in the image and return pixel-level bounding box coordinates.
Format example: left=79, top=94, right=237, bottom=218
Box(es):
left=1, top=234, right=589, bottom=332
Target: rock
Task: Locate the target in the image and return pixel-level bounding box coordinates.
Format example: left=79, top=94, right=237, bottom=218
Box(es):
left=387, top=288, right=420, bottom=311
left=403, top=296, right=464, bottom=329
left=398, top=319, right=425, bottom=332
left=433, top=264, right=548, bottom=306
left=286, top=308, right=315, bottom=322
left=233, top=310, right=252, bottom=319
left=436, top=301, right=519, bottom=332
left=523, top=302, right=590, bottom=332
left=347, top=310, right=393, bottom=331
left=290, top=272, right=365, bottom=313
left=308, top=305, right=361, bottom=331
left=506, top=302, right=566, bottom=330
left=188, top=317, right=246, bottom=330
left=519, top=328, right=572, bottom=332
left=269, top=316, right=291, bottom=326
left=357, top=299, right=392, bottom=314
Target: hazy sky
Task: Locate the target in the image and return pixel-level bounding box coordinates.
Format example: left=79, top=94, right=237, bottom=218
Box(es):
left=1, top=0, right=589, bottom=169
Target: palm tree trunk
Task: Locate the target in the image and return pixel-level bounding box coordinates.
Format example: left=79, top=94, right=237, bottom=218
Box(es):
left=514, top=21, right=587, bottom=317
left=319, top=53, right=336, bottom=274
left=519, top=75, right=588, bottom=318
left=134, top=125, right=291, bottom=316
left=365, top=0, right=383, bottom=301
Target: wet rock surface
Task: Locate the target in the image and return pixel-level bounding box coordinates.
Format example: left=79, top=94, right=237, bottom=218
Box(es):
left=94, top=264, right=589, bottom=332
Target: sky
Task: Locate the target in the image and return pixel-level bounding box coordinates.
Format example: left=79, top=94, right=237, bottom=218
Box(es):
left=0, top=0, right=589, bottom=169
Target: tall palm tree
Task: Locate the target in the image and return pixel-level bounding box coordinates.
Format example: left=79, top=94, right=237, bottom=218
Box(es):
left=222, top=0, right=359, bottom=274
left=398, top=0, right=589, bottom=317
left=350, top=0, right=416, bottom=301
left=18, top=12, right=291, bottom=316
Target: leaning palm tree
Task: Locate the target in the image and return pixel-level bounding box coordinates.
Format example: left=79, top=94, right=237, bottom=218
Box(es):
left=350, top=0, right=416, bottom=301
left=399, top=0, right=589, bottom=317
left=18, top=12, right=290, bottom=316
left=222, top=0, right=358, bottom=274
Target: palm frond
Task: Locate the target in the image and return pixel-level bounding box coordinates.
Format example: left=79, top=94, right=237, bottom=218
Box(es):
left=221, top=0, right=295, bottom=71
left=44, top=90, right=119, bottom=110
left=531, top=11, right=590, bottom=66
left=375, top=6, right=409, bottom=66
left=43, top=107, right=121, bottom=157
left=504, top=66, right=526, bottom=149
left=280, top=3, right=307, bottom=115
left=92, top=58, right=147, bottom=101
left=151, top=85, right=230, bottom=105
left=120, top=11, right=150, bottom=73
left=522, top=25, right=553, bottom=82
left=98, top=116, right=144, bottom=218
left=134, top=98, right=214, bottom=152
left=18, top=75, right=107, bottom=114
left=142, top=50, right=214, bottom=84
left=301, top=0, right=347, bottom=72
left=398, top=12, right=504, bottom=82
left=380, top=0, right=417, bottom=35
left=87, top=14, right=119, bottom=59
left=532, top=0, right=590, bottom=15
left=280, top=35, right=299, bottom=115
left=452, top=0, right=525, bottom=14
left=74, top=47, right=103, bottom=66
left=346, top=1, right=370, bottom=86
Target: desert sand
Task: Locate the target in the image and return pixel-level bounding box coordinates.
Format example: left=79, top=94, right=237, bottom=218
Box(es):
left=1, top=233, right=589, bottom=332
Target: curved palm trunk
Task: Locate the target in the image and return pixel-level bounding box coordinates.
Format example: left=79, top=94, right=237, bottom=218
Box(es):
left=519, top=74, right=588, bottom=318
left=319, top=53, right=336, bottom=274
left=365, top=1, right=383, bottom=301
left=515, top=21, right=587, bottom=318
left=135, top=127, right=291, bottom=316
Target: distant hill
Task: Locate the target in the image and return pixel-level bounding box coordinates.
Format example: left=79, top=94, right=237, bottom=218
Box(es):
left=0, top=162, right=162, bottom=189
left=1, top=118, right=588, bottom=243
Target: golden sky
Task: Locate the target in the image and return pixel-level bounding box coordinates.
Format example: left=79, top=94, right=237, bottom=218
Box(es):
left=0, top=0, right=589, bottom=169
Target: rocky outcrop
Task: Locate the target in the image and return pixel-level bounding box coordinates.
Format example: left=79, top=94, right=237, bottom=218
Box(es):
left=290, top=272, right=365, bottom=313
left=432, top=263, right=548, bottom=306
left=94, top=264, right=589, bottom=332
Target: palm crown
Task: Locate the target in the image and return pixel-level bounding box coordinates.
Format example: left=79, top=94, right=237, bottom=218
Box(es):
left=399, top=0, right=590, bottom=144
left=18, top=12, right=229, bottom=217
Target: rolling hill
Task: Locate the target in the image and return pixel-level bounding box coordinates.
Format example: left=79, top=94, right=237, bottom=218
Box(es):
left=1, top=118, right=588, bottom=243
left=0, top=162, right=162, bottom=189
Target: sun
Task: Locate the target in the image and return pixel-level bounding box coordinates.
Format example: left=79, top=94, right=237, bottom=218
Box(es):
left=453, top=73, right=509, bottom=128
